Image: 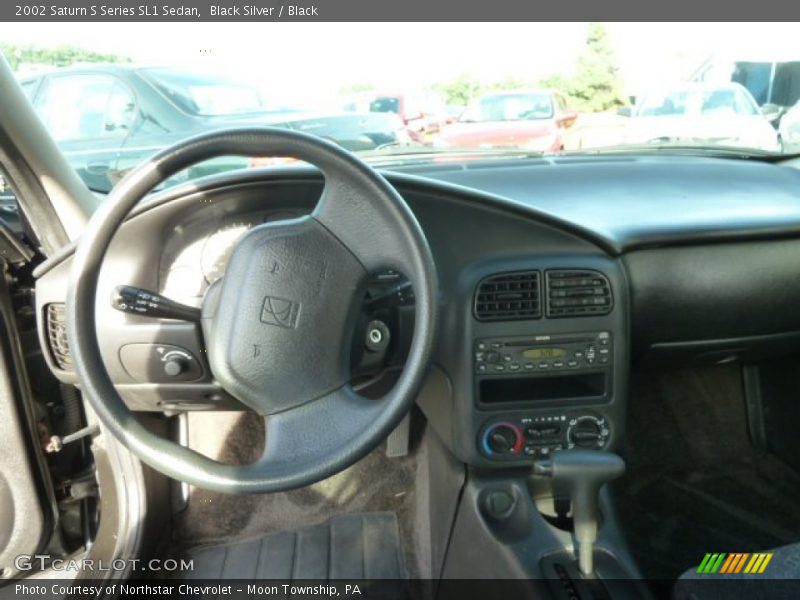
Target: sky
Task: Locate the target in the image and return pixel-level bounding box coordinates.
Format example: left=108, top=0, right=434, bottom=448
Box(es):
left=2, top=22, right=798, bottom=105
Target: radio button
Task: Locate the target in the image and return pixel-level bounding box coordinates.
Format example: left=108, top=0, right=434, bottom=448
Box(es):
left=485, top=351, right=501, bottom=364
left=477, top=364, right=488, bottom=372
left=567, top=360, right=578, bottom=368
left=538, top=361, right=550, bottom=369
left=477, top=342, right=487, bottom=351
left=525, top=427, right=542, bottom=439
left=524, top=362, right=534, bottom=370
left=508, top=364, right=521, bottom=372
left=553, top=361, right=565, bottom=368
left=585, top=345, right=597, bottom=364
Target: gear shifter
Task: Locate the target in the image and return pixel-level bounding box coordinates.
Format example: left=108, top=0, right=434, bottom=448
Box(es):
left=533, top=450, right=625, bottom=575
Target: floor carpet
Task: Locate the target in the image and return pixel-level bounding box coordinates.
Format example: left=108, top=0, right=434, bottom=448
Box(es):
left=169, top=409, right=430, bottom=578
left=615, top=365, right=800, bottom=592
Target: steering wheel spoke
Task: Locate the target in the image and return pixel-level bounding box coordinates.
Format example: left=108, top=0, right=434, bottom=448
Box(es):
left=314, top=173, right=421, bottom=277
left=252, top=386, right=386, bottom=486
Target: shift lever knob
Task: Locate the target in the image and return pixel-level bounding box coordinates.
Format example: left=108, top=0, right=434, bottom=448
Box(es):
left=534, top=450, right=625, bottom=575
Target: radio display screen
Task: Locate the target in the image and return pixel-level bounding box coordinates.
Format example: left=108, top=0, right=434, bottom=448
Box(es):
left=522, top=348, right=567, bottom=360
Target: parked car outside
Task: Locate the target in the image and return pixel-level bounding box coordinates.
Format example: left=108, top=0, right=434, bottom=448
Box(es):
left=19, top=65, right=412, bottom=192
left=342, top=90, right=450, bottom=143
left=434, top=89, right=577, bottom=151
left=619, top=82, right=780, bottom=152
left=779, top=99, right=800, bottom=153
left=446, top=104, right=466, bottom=122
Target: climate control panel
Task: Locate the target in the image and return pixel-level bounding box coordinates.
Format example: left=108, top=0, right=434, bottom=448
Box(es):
left=479, top=412, right=610, bottom=460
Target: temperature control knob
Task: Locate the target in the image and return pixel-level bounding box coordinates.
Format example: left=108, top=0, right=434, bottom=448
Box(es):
left=483, top=423, right=523, bottom=456
left=567, top=416, right=610, bottom=449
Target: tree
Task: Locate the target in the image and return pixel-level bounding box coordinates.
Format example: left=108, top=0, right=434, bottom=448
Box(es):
left=339, top=83, right=375, bottom=95
left=430, top=24, right=625, bottom=112
left=566, top=23, right=626, bottom=112
left=536, top=73, right=571, bottom=92
left=483, top=77, right=534, bottom=93
left=432, top=74, right=483, bottom=106
left=1, top=44, right=129, bottom=71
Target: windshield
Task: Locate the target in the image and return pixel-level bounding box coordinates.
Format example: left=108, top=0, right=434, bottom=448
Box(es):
left=3, top=22, right=798, bottom=194
left=461, top=93, right=555, bottom=122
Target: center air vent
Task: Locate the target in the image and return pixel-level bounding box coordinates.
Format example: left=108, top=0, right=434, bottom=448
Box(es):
left=46, top=303, right=72, bottom=371
left=474, top=270, right=541, bottom=321
left=546, top=270, right=613, bottom=317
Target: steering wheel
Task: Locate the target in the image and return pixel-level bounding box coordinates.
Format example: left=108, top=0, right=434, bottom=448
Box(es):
left=66, top=128, right=438, bottom=494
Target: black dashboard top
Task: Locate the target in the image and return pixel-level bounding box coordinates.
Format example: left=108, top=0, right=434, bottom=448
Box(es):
left=32, top=153, right=800, bottom=279
left=32, top=150, right=800, bottom=423
left=390, top=154, right=800, bottom=254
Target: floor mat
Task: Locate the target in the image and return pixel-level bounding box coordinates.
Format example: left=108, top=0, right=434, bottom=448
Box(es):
left=181, top=512, right=406, bottom=579
left=171, top=410, right=429, bottom=578
left=615, top=365, right=800, bottom=586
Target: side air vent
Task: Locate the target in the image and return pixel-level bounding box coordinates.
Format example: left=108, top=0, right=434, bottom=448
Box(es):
left=474, top=270, right=541, bottom=321
left=546, top=270, right=613, bottom=317
left=46, top=303, right=72, bottom=370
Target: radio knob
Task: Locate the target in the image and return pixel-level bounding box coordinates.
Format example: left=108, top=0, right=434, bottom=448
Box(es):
left=567, top=416, right=608, bottom=449
left=484, top=423, right=522, bottom=455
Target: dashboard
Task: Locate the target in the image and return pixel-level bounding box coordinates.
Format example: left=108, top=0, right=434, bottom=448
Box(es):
left=33, top=154, right=800, bottom=469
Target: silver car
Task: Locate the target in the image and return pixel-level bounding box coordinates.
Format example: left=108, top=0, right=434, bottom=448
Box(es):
left=779, top=100, right=800, bottom=153
left=623, top=82, right=780, bottom=152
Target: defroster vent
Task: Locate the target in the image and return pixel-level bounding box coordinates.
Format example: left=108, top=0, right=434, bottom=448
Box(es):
left=46, top=303, right=72, bottom=370
left=546, top=270, right=613, bottom=317
left=474, top=270, right=541, bottom=321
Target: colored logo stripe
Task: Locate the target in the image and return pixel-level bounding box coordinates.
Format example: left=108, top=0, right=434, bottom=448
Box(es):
left=697, top=553, right=773, bottom=575
left=726, top=553, right=750, bottom=573
left=719, top=553, right=737, bottom=573
left=757, top=553, right=773, bottom=573
left=697, top=553, right=726, bottom=573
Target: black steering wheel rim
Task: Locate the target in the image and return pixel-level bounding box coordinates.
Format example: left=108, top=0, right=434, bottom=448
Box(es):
left=66, top=127, right=438, bottom=494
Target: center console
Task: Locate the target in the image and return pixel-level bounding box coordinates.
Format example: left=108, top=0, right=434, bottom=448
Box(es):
left=477, top=331, right=614, bottom=460
left=417, top=256, right=629, bottom=469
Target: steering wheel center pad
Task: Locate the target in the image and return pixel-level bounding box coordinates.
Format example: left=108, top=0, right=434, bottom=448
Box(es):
left=203, top=215, right=365, bottom=414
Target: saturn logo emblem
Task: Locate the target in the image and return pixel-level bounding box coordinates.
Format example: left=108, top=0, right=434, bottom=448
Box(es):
left=260, top=296, right=300, bottom=329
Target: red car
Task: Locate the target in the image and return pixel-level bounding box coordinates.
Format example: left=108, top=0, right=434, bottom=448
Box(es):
left=343, top=91, right=450, bottom=143
left=436, top=89, right=577, bottom=151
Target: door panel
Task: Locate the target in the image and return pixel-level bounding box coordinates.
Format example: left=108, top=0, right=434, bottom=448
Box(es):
left=0, top=272, right=49, bottom=578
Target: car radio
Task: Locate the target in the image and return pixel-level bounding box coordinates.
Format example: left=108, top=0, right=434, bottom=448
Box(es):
left=474, top=331, right=612, bottom=375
